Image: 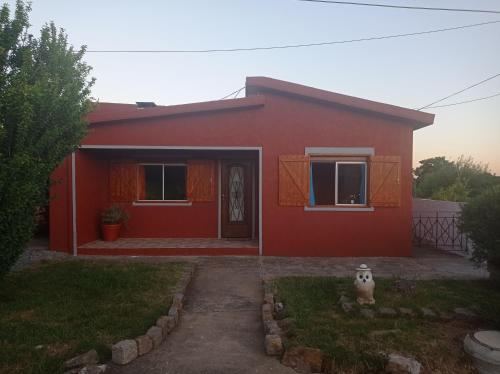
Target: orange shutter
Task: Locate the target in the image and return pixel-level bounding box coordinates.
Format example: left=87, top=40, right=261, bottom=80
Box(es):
left=279, top=155, right=310, bottom=206
left=187, top=160, right=215, bottom=202
left=110, top=163, right=138, bottom=202
left=369, top=155, right=401, bottom=207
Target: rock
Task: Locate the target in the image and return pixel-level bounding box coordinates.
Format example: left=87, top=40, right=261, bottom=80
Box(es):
left=264, top=320, right=282, bottom=335
left=135, top=335, right=153, bottom=356
left=111, top=340, right=138, bottom=365
left=172, top=293, right=184, bottom=309
left=385, top=353, right=422, bottom=373
left=262, top=309, right=274, bottom=322
left=392, top=280, right=417, bottom=295
left=64, top=349, right=99, bottom=369
left=165, top=316, right=176, bottom=333
left=156, top=315, right=170, bottom=337
left=370, top=329, right=401, bottom=337
left=264, top=334, right=283, bottom=356
left=360, top=308, right=375, bottom=319
left=262, top=303, right=273, bottom=313
left=168, top=306, right=179, bottom=324
left=35, top=345, right=44, bottom=350
left=64, top=365, right=108, bottom=374
left=454, top=307, right=479, bottom=321
left=338, top=295, right=351, bottom=305
left=146, top=326, right=163, bottom=348
left=420, top=307, right=437, bottom=319
left=277, top=317, right=295, bottom=331
left=378, top=307, right=397, bottom=317
left=282, top=346, right=323, bottom=373
left=264, top=293, right=274, bottom=308
left=438, top=310, right=453, bottom=321
left=398, top=308, right=415, bottom=317
left=274, top=302, right=284, bottom=313
left=341, top=302, right=354, bottom=313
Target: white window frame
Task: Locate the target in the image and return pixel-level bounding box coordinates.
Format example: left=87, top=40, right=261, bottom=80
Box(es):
left=309, top=159, right=368, bottom=207
left=334, top=161, right=368, bottom=207
left=136, top=162, right=188, bottom=202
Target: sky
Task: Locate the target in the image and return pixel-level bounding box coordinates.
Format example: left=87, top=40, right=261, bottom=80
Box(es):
left=4, top=0, right=500, bottom=173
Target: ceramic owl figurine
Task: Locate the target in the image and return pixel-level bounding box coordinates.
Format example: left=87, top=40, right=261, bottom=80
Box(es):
left=354, top=264, right=375, bottom=305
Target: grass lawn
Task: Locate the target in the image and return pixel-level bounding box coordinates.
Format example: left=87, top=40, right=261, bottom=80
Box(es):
left=0, top=260, right=185, bottom=374
left=275, top=277, right=500, bottom=373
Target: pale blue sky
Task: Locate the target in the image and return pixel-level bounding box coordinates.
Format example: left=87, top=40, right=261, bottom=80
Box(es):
left=6, top=0, right=500, bottom=173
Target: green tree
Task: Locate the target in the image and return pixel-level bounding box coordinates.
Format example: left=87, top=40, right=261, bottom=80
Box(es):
left=0, top=1, right=94, bottom=278
left=414, top=156, right=499, bottom=202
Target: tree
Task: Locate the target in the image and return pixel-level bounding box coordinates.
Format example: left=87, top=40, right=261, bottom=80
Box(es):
left=414, top=156, right=499, bottom=202
left=0, top=1, right=94, bottom=278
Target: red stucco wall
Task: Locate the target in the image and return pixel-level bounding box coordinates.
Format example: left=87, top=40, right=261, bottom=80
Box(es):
left=50, top=92, right=415, bottom=256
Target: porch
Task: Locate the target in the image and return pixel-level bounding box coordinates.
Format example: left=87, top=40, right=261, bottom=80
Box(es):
left=78, top=237, right=259, bottom=256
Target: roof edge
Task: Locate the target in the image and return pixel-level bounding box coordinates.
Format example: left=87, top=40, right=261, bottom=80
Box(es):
left=87, top=95, right=266, bottom=124
left=245, top=76, right=435, bottom=129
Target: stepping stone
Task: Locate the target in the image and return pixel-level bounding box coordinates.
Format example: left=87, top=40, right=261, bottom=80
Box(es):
left=420, top=307, right=437, bottom=319
left=378, top=307, right=397, bottom=317
left=399, top=307, right=415, bottom=317
left=454, top=307, right=479, bottom=321
left=360, top=308, right=375, bottom=319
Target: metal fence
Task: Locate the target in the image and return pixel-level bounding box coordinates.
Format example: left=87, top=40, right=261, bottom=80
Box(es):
left=412, top=213, right=470, bottom=255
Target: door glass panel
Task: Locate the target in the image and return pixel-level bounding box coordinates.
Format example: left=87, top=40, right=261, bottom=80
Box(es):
left=228, top=165, right=245, bottom=222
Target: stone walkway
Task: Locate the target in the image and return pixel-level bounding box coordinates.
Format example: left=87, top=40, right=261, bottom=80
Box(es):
left=108, top=257, right=294, bottom=374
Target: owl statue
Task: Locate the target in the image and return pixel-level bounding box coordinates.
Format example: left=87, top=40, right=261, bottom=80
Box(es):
left=354, top=264, right=375, bottom=305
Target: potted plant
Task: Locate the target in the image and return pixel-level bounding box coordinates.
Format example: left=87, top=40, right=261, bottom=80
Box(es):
left=101, top=204, right=130, bottom=241
left=459, top=185, right=500, bottom=285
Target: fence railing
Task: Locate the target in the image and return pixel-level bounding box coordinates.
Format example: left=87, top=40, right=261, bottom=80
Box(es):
left=412, top=213, right=470, bottom=254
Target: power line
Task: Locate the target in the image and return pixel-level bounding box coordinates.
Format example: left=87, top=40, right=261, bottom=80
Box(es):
left=86, top=20, right=500, bottom=54
left=426, top=92, right=500, bottom=109
left=220, top=86, right=245, bottom=100
left=417, top=73, right=500, bottom=110
left=298, top=0, right=500, bottom=14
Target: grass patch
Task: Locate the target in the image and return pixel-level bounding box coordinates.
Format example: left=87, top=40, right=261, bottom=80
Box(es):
left=0, top=260, right=185, bottom=374
left=275, top=277, right=500, bottom=373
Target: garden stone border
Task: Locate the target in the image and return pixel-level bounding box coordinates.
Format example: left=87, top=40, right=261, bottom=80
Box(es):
left=262, top=279, right=428, bottom=374
left=63, top=263, right=196, bottom=373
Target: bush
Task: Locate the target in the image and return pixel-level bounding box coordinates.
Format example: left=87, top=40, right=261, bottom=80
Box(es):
left=459, top=185, right=500, bottom=265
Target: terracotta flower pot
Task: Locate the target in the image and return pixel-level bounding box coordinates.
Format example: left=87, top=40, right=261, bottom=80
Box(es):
left=101, top=224, right=122, bottom=241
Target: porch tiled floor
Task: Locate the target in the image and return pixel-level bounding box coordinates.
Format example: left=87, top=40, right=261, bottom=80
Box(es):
left=79, top=237, right=259, bottom=249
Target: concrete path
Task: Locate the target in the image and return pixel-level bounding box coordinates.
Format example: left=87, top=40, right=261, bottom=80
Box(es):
left=108, top=257, right=294, bottom=374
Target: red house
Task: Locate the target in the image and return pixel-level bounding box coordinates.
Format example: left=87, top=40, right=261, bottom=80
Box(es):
left=49, top=77, right=434, bottom=257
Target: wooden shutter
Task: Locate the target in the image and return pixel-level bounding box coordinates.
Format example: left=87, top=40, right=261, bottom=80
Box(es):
left=110, top=163, right=138, bottom=202
left=369, top=155, right=401, bottom=207
left=279, top=155, right=310, bottom=206
left=187, top=160, right=215, bottom=202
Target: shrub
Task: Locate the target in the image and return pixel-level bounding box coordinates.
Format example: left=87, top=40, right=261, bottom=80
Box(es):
left=459, top=185, right=500, bottom=265
left=101, top=205, right=130, bottom=225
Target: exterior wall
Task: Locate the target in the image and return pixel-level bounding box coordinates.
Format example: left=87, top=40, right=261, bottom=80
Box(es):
left=49, top=156, right=72, bottom=252
left=51, top=92, right=415, bottom=256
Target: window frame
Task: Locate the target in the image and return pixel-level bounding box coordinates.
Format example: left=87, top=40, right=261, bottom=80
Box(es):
left=136, top=162, right=188, bottom=202
left=309, top=158, right=368, bottom=208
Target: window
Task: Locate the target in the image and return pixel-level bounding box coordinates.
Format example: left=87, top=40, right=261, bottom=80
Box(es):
left=139, top=164, right=187, bottom=201
left=310, top=160, right=367, bottom=206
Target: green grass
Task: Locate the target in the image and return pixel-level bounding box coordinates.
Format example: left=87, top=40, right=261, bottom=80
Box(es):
left=0, top=260, right=185, bottom=374
left=275, top=277, right=500, bottom=373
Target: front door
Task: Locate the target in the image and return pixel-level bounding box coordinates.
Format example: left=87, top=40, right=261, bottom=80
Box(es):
left=221, top=160, right=253, bottom=238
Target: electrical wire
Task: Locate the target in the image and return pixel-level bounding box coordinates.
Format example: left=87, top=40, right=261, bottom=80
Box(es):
left=425, top=92, right=500, bottom=109
left=417, top=73, right=500, bottom=110
left=298, top=0, right=500, bottom=14
left=220, top=86, right=245, bottom=100
left=86, top=20, right=500, bottom=54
